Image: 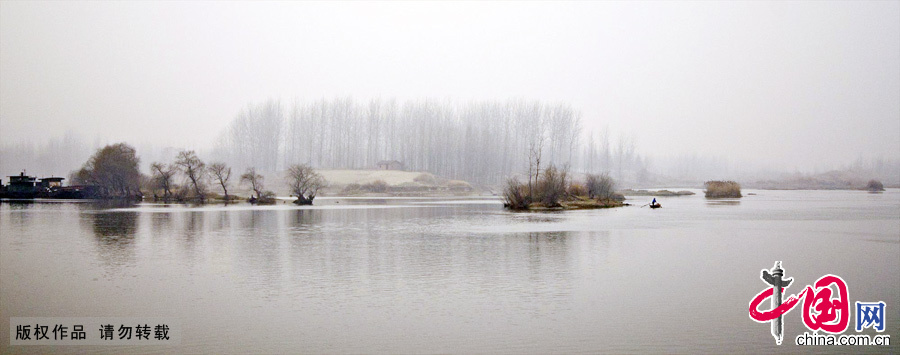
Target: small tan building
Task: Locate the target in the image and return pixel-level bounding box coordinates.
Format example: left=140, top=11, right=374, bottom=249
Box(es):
left=375, top=160, right=404, bottom=170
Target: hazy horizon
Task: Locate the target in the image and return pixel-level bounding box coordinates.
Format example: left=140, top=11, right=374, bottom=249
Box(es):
left=2, top=1, right=899, bottom=174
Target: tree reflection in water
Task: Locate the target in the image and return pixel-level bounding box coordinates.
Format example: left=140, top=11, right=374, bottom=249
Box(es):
left=89, top=211, right=138, bottom=268
left=3, top=201, right=35, bottom=226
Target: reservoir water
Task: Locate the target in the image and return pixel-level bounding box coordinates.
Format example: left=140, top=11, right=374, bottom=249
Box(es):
left=2, top=189, right=898, bottom=354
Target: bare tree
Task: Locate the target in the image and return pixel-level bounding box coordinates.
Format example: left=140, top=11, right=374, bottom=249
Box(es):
left=527, top=133, right=545, bottom=202
left=225, top=100, right=284, bottom=172
left=599, top=126, right=611, bottom=173
left=240, top=167, right=264, bottom=200
left=585, top=174, right=599, bottom=199
left=150, top=162, right=178, bottom=201
left=175, top=150, right=207, bottom=201
left=286, top=163, right=326, bottom=205
left=208, top=162, right=232, bottom=201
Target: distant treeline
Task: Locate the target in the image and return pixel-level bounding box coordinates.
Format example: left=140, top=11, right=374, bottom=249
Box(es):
left=3, top=98, right=899, bottom=187
left=0, top=132, right=95, bottom=180
left=211, top=98, right=647, bottom=185
left=0, top=98, right=649, bottom=186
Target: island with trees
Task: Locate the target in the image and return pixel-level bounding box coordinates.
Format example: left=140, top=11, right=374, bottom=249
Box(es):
left=503, top=166, right=624, bottom=210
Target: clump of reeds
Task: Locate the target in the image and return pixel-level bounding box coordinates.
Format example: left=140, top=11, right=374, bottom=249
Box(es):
left=704, top=180, right=742, bottom=198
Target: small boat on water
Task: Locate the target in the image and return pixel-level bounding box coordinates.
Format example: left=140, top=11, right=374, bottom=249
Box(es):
left=650, top=203, right=662, bottom=209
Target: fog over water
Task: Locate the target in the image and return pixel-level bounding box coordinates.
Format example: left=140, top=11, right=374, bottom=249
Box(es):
left=1, top=1, right=898, bottom=178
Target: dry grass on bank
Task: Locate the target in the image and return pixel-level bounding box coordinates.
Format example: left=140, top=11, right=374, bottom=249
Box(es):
left=704, top=180, right=742, bottom=198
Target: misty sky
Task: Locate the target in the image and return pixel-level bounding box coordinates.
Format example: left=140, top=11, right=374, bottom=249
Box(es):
left=1, top=1, right=898, bottom=171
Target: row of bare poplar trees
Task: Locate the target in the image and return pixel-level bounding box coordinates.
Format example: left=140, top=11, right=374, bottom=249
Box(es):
left=212, top=98, right=647, bottom=185
left=149, top=150, right=324, bottom=204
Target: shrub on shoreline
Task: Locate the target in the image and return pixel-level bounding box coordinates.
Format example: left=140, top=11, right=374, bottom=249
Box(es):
left=362, top=180, right=389, bottom=193
left=585, top=173, right=616, bottom=200
left=866, top=179, right=885, bottom=192
left=503, top=178, right=529, bottom=209
left=704, top=180, right=742, bottom=198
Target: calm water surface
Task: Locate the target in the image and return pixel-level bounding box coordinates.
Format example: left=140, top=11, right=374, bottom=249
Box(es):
left=2, top=190, right=898, bottom=354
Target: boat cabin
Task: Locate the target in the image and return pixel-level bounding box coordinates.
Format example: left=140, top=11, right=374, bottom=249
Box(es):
left=40, top=177, right=65, bottom=189
left=7, top=172, right=37, bottom=194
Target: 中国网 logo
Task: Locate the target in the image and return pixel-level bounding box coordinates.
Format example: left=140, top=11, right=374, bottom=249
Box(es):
left=748, top=261, right=890, bottom=346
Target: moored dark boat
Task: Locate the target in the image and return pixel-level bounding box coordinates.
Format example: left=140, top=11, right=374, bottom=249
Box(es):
left=0, top=171, right=98, bottom=200
left=650, top=203, right=662, bottom=209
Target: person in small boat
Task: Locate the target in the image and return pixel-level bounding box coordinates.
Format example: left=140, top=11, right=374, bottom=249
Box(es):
left=650, top=198, right=661, bottom=208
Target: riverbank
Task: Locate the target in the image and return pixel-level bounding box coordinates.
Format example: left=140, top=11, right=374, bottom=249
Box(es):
left=319, top=169, right=476, bottom=196
left=619, top=189, right=694, bottom=197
